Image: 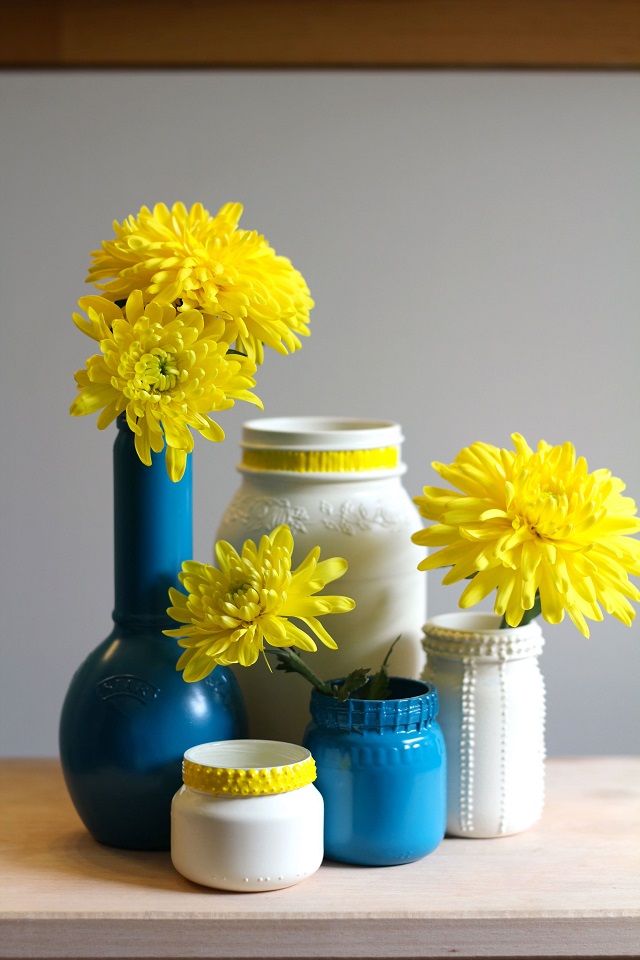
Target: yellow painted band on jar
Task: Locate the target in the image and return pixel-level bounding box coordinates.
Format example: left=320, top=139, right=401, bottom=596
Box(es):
left=241, top=446, right=399, bottom=473
left=182, top=755, right=317, bottom=796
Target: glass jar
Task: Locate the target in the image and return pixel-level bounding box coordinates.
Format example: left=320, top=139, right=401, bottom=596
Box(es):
left=422, top=612, right=546, bottom=838
left=216, top=416, right=427, bottom=743
left=171, top=740, right=323, bottom=891
left=303, top=678, right=446, bottom=866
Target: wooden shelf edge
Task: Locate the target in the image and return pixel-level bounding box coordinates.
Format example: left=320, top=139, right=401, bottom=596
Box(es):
left=1, top=916, right=639, bottom=959
left=1, top=1, right=639, bottom=69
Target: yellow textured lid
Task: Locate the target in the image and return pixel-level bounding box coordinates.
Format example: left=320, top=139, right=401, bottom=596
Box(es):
left=182, top=740, right=317, bottom=797
left=239, top=417, right=405, bottom=475
left=241, top=446, right=399, bottom=473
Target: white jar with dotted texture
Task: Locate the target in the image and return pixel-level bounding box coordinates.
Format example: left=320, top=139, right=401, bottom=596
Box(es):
left=216, top=417, right=427, bottom=743
left=171, top=740, right=324, bottom=891
left=422, top=613, right=545, bottom=838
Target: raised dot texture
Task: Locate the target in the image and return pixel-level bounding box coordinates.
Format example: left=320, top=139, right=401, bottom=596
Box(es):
left=182, top=755, right=316, bottom=796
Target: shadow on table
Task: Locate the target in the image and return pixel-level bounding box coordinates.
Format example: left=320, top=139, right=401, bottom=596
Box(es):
left=28, top=829, right=245, bottom=895
left=16, top=827, right=358, bottom=894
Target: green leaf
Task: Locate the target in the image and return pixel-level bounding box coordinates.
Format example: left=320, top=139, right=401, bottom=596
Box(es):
left=274, top=655, right=300, bottom=675
left=355, top=635, right=402, bottom=701
left=265, top=647, right=333, bottom=695
left=331, top=668, right=371, bottom=701
left=365, top=663, right=390, bottom=701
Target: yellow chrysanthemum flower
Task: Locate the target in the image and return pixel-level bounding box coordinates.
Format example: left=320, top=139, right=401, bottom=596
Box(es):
left=165, top=525, right=356, bottom=682
left=69, top=291, right=262, bottom=481
left=86, top=201, right=313, bottom=364
left=412, top=433, right=640, bottom=637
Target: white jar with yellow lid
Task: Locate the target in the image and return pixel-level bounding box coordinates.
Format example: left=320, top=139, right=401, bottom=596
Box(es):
left=171, top=740, right=323, bottom=891
left=216, top=417, right=427, bottom=743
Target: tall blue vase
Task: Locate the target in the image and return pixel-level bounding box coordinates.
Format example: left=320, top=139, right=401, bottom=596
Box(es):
left=59, top=416, right=247, bottom=850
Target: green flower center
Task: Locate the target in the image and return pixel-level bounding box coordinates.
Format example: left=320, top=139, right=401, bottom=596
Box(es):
left=134, top=348, right=180, bottom=393
left=227, top=581, right=252, bottom=602
left=224, top=580, right=263, bottom=621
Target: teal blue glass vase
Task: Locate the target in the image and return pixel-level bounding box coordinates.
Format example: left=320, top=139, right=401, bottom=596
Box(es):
left=303, top=678, right=446, bottom=866
left=59, top=416, right=247, bottom=850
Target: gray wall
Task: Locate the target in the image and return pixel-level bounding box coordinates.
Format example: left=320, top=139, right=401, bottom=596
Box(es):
left=1, top=71, right=638, bottom=756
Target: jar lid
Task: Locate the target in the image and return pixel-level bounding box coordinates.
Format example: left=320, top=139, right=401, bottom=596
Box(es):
left=182, top=739, right=316, bottom=797
left=240, top=417, right=405, bottom=476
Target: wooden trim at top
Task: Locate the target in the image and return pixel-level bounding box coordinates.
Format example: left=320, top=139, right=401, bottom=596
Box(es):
left=1, top=0, right=639, bottom=69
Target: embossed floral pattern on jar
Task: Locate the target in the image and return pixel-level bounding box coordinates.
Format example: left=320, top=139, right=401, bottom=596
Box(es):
left=216, top=417, right=427, bottom=742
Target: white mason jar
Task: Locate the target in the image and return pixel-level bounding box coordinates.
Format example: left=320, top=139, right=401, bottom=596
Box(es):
left=422, top=612, right=545, bottom=838
left=216, top=417, right=427, bottom=743
left=171, top=740, right=323, bottom=891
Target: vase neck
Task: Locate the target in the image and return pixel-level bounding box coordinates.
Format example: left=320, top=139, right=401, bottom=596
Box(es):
left=113, top=417, right=193, bottom=629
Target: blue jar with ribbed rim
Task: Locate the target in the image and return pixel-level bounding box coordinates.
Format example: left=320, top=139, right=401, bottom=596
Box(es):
left=303, top=678, right=446, bottom=866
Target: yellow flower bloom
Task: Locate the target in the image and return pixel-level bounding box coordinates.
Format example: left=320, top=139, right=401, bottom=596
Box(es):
left=165, top=525, right=356, bottom=682
left=412, top=433, right=640, bottom=637
left=86, top=201, right=313, bottom=363
left=69, top=291, right=262, bottom=481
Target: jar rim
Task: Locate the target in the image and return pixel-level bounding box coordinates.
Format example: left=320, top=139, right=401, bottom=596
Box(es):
left=425, top=612, right=543, bottom=635
left=241, top=416, right=403, bottom=451
left=423, top=613, right=544, bottom=661
left=182, top=740, right=316, bottom=797
left=238, top=417, right=406, bottom=478
left=309, top=678, right=439, bottom=732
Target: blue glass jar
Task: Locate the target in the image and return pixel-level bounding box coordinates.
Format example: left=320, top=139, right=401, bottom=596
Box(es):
left=59, top=416, right=247, bottom=850
left=303, top=678, right=446, bottom=866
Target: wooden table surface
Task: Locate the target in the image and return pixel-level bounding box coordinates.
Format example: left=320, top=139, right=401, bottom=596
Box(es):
left=0, top=757, right=638, bottom=959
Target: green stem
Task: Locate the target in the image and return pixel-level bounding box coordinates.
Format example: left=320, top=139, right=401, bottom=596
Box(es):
left=380, top=634, right=401, bottom=670
left=264, top=647, right=333, bottom=696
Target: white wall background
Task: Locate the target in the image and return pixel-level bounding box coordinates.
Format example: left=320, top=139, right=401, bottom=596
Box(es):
left=1, top=70, right=638, bottom=756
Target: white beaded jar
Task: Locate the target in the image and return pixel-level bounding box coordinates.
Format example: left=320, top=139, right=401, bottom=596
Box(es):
left=171, top=740, right=323, bottom=892
left=216, top=417, right=427, bottom=743
left=422, top=613, right=546, bottom=838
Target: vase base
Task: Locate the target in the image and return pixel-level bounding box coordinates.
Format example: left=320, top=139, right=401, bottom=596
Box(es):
left=446, top=817, right=542, bottom=839
left=324, top=847, right=436, bottom=867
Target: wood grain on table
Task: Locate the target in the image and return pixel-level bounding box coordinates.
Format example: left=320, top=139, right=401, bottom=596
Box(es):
left=0, top=757, right=638, bottom=958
